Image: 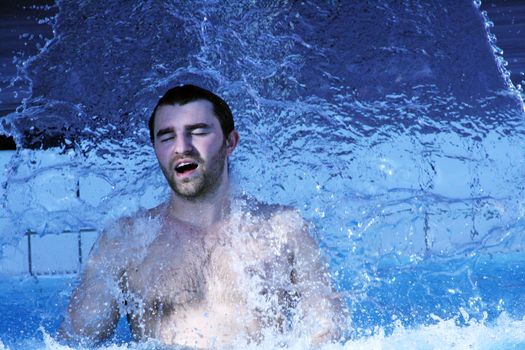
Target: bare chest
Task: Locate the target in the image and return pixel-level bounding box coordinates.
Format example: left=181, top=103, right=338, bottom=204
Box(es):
left=123, top=227, right=292, bottom=312
left=125, top=231, right=213, bottom=308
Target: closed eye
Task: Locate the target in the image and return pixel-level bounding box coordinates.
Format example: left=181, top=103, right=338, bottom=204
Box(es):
left=190, top=128, right=209, bottom=135
left=159, top=135, right=174, bottom=142
left=156, top=127, right=176, bottom=142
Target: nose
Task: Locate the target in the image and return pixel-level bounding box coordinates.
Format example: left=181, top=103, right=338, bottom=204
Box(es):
left=174, top=133, right=193, bottom=154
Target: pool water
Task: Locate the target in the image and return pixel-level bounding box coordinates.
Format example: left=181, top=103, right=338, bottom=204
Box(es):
left=1, top=0, right=525, bottom=349
left=1, top=254, right=525, bottom=349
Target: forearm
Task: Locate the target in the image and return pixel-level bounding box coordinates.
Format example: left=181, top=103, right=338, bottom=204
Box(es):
left=59, top=296, right=119, bottom=343
left=58, top=272, right=120, bottom=345
left=299, top=289, right=348, bottom=345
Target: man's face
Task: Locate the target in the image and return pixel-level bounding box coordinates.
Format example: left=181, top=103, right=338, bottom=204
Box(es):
left=153, top=100, right=234, bottom=199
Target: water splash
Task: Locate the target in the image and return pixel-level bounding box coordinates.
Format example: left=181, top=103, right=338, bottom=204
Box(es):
left=1, top=1, right=525, bottom=348
left=1, top=313, right=524, bottom=350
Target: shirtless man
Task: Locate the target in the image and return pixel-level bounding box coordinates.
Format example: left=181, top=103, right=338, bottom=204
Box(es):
left=59, top=84, right=345, bottom=348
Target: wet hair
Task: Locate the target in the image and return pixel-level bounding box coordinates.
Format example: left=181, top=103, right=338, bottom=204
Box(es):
left=148, top=84, right=235, bottom=143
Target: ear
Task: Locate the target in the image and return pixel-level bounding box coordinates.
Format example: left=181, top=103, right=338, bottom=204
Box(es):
left=225, top=129, right=239, bottom=156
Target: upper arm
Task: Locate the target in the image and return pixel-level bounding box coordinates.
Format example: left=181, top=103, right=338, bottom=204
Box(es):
left=287, top=214, right=334, bottom=298
left=58, top=230, right=123, bottom=345
left=273, top=210, right=347, bottom=343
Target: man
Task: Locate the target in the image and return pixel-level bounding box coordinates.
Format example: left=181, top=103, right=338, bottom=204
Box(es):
left=59, top=84, right=345, bottom=348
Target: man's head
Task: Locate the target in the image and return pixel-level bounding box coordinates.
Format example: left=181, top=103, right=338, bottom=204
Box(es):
left=149, top=84, right=235, bottom=143
left=149, top=85, right=239, bottom=199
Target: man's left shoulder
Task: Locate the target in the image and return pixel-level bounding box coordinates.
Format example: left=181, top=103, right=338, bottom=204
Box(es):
left=238, top=196, right=305, bottom=227
left=268, top=206, right=306, bottom=231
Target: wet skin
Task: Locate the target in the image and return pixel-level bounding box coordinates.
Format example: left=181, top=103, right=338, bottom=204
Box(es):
left=153, top=101, right=233, bottom=200
left=59, top=100, right=345, bottom=348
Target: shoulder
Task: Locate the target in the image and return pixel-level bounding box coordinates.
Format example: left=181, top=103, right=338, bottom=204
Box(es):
left=235, top=194, right=301, bottom=219
left=118, top=205, right=163, bottom=236
left=95, top=205, right=164, bottom=254
left=235, top=195, right=310, bottom=240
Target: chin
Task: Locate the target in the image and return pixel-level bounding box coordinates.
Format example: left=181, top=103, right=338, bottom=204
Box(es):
left=172, top=180, right=206, bottom=198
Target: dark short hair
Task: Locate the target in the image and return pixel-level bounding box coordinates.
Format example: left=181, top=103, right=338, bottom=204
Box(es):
left=148, top=84, right=235, bottom=143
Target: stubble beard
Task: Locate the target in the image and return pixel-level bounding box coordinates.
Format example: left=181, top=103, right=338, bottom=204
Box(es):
left=162, top=143, right=228, bottom=200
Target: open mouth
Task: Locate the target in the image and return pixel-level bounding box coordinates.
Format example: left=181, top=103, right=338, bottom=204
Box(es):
left=175, top=162, right=198, bottom=174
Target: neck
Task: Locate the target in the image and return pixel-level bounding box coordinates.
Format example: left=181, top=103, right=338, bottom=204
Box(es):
left=166, top=175, right=231, bottom=228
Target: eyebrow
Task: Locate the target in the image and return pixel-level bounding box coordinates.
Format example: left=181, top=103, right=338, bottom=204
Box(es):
left=156, top=127, right=175, bottom=138
left=186, top=123, right=211, bottom=131
left=156, top=123, right=212, bottom=138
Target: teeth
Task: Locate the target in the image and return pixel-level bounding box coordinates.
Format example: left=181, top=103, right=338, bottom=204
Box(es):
left=175, top=161, right=198, bottom=173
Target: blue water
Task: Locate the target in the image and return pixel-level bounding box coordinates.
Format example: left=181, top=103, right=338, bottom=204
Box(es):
left=2, top=256, right=525, bottom=349
left=1, top=0, right=525, bottom=349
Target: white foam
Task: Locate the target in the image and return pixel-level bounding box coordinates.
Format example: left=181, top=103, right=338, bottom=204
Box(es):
left=335, top=313, right=525, bottom=350
left=2, top=313, right=523, bottom=350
